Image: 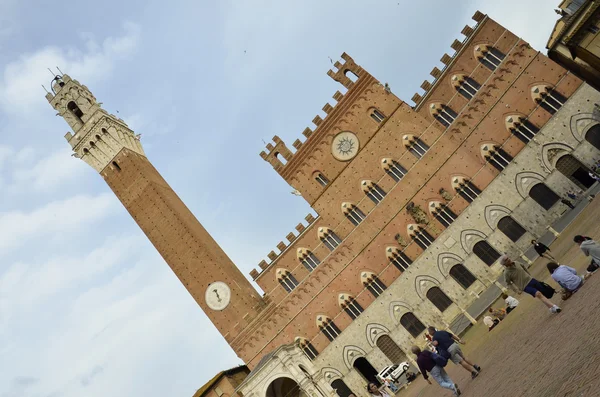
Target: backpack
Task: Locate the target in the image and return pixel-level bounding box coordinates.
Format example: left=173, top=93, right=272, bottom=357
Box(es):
left=431, top=351, right=448, bottom=367
left=437, top=347, right=452, bottom=360
left=538, top=281, right=556, bottom=299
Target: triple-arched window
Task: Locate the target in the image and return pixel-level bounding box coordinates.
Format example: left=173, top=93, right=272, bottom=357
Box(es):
left=429, top=103, right=457, bottom=127
left=386, top=247, right=413, bottom=272
left=297, top=248, right=321, bottom=271
left=339, top=294, right=364, bottom=320
left=481, top=144, right=513, bottom=171
left=403, top=135, right=430, bottom=158
left=505, top=115, right=539, bottom=143
left=342, top=203, right=366, bottom=226
left=277, top=269, right=299, bottom=293
left=452, top=176, right=482, bottom=203
left=319, top=228, right=342, bottom=251
left=451, top=74, right=481, bottom=100
left=362, top=180, right=387, bottom=204
left=381, top=158, right=407, bottom=182
left=474, top=45, right=505, bottom=71
left=361, top=272, right=387, bottom=298
left=297, top=337, right=319, bottom=360
left=317, top=316, right=341, bottom=341
left=531, top=85, right=566, bottom=115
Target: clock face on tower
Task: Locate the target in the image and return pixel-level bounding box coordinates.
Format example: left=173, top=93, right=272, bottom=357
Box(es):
left=205, top=281, right=231, bottom=311
left=331, top=131, right=359, bottom=161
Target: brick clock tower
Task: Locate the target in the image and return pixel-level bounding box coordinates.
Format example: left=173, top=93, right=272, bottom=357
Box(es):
left=46, top=75, right=264, bottom=343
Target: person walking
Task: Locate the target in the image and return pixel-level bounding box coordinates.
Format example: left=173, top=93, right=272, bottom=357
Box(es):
left=411, top=346, right=461, bottom=396
left=502, top=293, right=519, bottom=313
left=427, top=326, right=480, bottom=379
left=531, top=240, right=555, bottom=260
left=561, top=198, right=576, bottom=209
left=500, top=255, right=562, bottom=313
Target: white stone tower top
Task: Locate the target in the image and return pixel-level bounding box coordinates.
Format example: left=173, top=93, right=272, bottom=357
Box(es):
left=45, top=74, right=145, bottom=172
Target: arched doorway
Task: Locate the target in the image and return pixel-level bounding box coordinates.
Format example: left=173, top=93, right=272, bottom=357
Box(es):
left=331, top=379, right=355, bottom=397
left=473, top=240, right=501, bottom=266
left=497, top=216, right=527, bottom=242
left=585, top=124, right=600, bottom=150
left=400, top=313, right=426, bottom=338
left=529, top=183, right=560, bottom=210
left=556, top=155, right=596, bottom=189
left=376, top=334, right=407, bottom=364
left=426, top=287, right=453, bottom=312
left=449, top=264, right=477, bottom=289
left=353, top=357, right=380, bottom=386
left=266, top=377, right=306, bottom=397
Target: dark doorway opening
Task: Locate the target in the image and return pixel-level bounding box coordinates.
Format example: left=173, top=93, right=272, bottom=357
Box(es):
left=331, top=379, right=355, bottom=397
left=266, top=378, right=303, bottom=397
left=585, top=124, right=600, bottom=150
left=353, top=357, right=380, bottom=386
left=529, top=183, right=559, bottom=210
left=556, top=155, right=595, bottom=190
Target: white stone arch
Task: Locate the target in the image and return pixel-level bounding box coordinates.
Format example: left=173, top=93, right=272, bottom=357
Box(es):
left=484, top=204, right=512, bottom=230
left=261, top=368, right=297, bottom=397
left=515, top=171, right=547, bottom=198
left=365, top=323, right=391, bottom=347
left=342, top=345, right=367, bottom=369
left=437, top=252, right=464, bottom=277
left=541, top=142, right=574, bottom=172
left=569, top=113, right=600, bottom=142
left=321, top=367, right=344, bottom=382
left=414, top=275, right=441, bottom=300
left=460, top=229, right=487, bottom=253
left=389, top=301, right=414, bottom=324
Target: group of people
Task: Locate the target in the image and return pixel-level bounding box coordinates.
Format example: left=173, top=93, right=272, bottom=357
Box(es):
left=483, top=295, right=517, bottom=331
left=365, top=236, right=600, bottom=397
left=409, top=327, right=480, bottom=396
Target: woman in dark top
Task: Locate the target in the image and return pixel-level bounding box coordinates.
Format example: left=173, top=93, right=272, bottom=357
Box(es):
left=531, top=239, right=555, bottom=260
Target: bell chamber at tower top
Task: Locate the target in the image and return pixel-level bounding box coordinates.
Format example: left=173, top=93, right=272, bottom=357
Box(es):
left=46, top=74, right=145, bottom=172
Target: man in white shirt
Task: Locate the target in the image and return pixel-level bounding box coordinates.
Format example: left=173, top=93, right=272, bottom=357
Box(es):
left=483, top=316, right=498, bottom=331
left=502, top=293, right=519, bottom=313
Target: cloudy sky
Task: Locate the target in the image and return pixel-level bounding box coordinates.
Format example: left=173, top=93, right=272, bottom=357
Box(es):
left=0, top=1, right=560, bottom=396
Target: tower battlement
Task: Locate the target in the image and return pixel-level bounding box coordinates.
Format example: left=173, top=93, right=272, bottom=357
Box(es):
left=411, top=11, right=486, bottom=107
left=249, top=213, right=317, bottom=280
left=46, top=74, right=145, bottom=172
left=259, top=53, right=374, bottom=182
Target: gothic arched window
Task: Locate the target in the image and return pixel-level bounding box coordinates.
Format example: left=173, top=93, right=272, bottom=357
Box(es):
left=67, top=101, right=84, bottom=121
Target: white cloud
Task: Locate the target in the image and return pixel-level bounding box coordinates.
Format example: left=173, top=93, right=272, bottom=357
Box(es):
left=0, top=193, right=118, bottom=255
left=0, top=21, right=141, bottom=114
left=6, top=146, right=87, bottom=193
